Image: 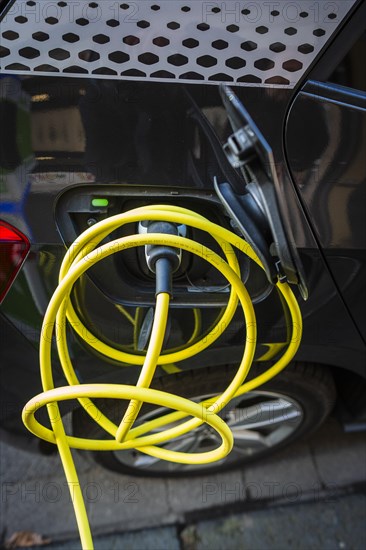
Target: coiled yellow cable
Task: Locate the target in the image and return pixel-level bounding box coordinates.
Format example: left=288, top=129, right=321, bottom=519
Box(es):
left=22, top=204, right=302, bottom=550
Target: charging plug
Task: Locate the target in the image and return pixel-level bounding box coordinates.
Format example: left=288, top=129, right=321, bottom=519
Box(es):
left=138, top=221, right=185, bottom=296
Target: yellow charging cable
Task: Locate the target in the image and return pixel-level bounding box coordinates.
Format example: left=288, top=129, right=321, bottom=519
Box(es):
left=22, top=204, right=302, bottom=550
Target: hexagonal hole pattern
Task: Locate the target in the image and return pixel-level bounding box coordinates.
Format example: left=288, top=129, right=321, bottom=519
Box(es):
left=45, top=17, right=58, bottom=25
left=153, top=37, right=170, bottom=47
left=238, top=74, right=261, bottom=83
left=151, top=70, right=175, bottom=79
left=225, top=57, right=246, bottom=69
left=313, top=28, right=326, bottom=37
left=284, top=27, right=297, bottom=35
left=1, top=2, right=329, bottom=86
left=182, top=38, right=199, bottom=49
left=179, top=71, right=204, bottom=81
left=79, top=50, right=100, bottom=62
left=63, top=66, right=88, bottom=74
left=63, top=33, right=79, bottom=43
left=254, top=58, right=275, bottom=71
left=75, top=17, right=87, bottom=27
left=123, top=35, right=140, bottom=46
left=0, top=46, right=10, bottom=58
left=265, top=76, right=290, bottom=85
left=226, top=24, right=239, bottom=33
left=138, top=53, right=159, bottom=65
left=167, top=54, right=188, bottom=66
left=92, top=67, right=117, bottom=76
left=34, top=64, right=59, bottom=73
left=121, top=69, right=146, bottom=78
left=282, top=59, right=303, bottom=72
left=19, top=47, right=40, bottom=59
left=2, top=31, right=19, bottom=40
left=197, top=55, right=217, bottom=68
left=77, top=17, right=90, bottom=26
left=241, top=41, right=257, bottom=51
left=32, top=32, right=49, bottom=42
left=208, top=73, right=234, bottom=82
left=4, top=63, right=30, bottom=70
left=212, top=40, right=228, bottom=50
left=167, top=21, right=180, bottom=30
left=49, top=48, right=70, bottom=61
left=108, top=51, right=130, bottom=63
left=93, top=34, right=110, bottom=44
left=209, top=73, right=233, bottom=82
left=106, top=19, right=119, bottom=27
left=298, top=43, right=314, bottom=54
left=270, top=42, right=286, bottom=53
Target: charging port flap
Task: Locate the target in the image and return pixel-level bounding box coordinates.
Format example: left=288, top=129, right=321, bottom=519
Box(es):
left=215, top=85, right=308, bottom=300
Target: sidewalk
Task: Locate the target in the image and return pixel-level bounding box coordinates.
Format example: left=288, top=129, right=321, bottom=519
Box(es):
left=1, top=417, right=365, bottom=548
left=27, top=493, right=366, bottom=550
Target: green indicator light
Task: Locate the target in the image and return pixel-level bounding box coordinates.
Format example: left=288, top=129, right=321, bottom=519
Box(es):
left=92, top=198, right=109, bottom=207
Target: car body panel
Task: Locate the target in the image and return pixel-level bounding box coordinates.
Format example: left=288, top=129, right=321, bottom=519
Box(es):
left=285, top=80, right=366, bottom=342
left=0, top=0, right=365, bottom=448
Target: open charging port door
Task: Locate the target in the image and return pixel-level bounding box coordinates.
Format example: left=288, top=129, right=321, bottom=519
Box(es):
left=215, top=85, right=308, bottom=300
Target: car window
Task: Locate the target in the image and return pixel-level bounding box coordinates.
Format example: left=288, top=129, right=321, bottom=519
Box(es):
left=328, top=31, right=366, bottom=92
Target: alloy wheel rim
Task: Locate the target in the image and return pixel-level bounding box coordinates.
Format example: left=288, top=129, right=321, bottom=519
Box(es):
left=112, top=390, right=303, bottom=472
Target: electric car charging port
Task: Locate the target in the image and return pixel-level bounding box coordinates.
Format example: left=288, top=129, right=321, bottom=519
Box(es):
left=55, top=184, right=273, bottom=307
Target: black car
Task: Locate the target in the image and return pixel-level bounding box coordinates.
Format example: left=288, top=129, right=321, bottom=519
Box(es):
left=0, top=0, right=365, bottom=480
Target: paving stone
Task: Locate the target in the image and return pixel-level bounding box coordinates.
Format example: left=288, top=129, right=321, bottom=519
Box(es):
left=94, top=526, right=180, bottom=550
left=167, top=469, right=246, bottom=515
left=309, top=418, right=366, bottom=488
left=2, top=465, right=173, bottom=539
left=0, top=439, right=91, bottom=483
left=86, top=467, right=174, bottom=532
left=27, top=526, right=180, bottom=550
left=188, top=494, right=366, bottom=550
left=2, top=472, right=84, bottom=537
left=243, top=440, right=320, bottom=502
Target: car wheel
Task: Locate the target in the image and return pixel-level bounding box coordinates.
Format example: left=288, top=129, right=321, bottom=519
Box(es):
left=72, top=362, right=336, bottom=477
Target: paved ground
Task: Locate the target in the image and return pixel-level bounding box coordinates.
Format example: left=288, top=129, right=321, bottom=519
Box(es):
left=1, top=416, right=365, bottom=549
left=12, top=493, right=366, bottom=550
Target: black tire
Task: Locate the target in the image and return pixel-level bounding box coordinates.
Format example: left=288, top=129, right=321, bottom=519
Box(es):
left=73, top=362, right=336, bottom=477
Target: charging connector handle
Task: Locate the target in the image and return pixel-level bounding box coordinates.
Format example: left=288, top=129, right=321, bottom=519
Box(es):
left=145, top=221, right=182, bottom=296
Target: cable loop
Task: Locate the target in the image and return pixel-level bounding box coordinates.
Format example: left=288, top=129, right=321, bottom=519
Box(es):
left=22, top=205, right=302, bottom=550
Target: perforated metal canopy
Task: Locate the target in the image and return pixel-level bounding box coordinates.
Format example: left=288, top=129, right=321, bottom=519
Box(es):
left=0, top=0, right=357, bottom=87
